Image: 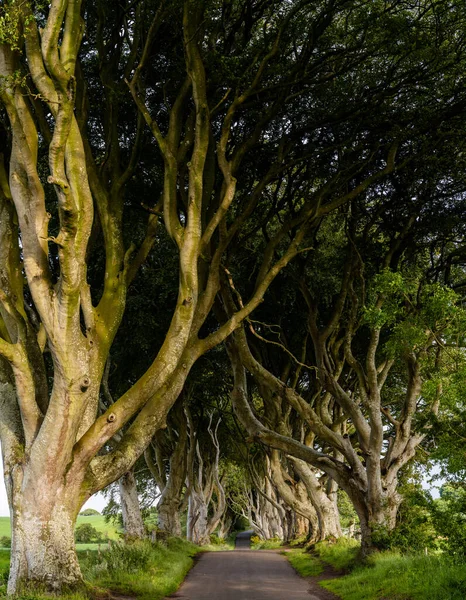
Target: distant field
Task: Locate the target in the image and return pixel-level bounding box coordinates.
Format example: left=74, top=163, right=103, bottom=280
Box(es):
left=0, top=514, right=121, bottom=546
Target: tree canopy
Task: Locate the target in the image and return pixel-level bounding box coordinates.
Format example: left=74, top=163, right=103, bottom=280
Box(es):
left=1, top=0, right=466, bottom=593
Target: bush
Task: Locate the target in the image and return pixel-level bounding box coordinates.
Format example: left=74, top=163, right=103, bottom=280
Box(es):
left=0, top=537, right=10, bottom=548
left=75, top=523, right=104, bottom=543
left=432, top=484, right=466, bottom=556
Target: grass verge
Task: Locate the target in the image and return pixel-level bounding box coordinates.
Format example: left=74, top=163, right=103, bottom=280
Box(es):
left=286, top=549, right=323, bottom=577
left=284, top=537, right=466, bottom=600
left=0, top=538, right=201, bottom=600
left=321, top=552, right=466, bottom=600
left=81, top=538, right=200, bottom=600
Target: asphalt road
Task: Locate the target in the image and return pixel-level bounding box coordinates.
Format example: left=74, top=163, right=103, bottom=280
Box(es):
left=168, top=531, right=336, bottom=600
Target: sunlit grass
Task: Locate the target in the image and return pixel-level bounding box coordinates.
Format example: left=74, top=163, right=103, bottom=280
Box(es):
left=286, top=549, right=323, bottom=577
left=321, top=552, right=466, bottom=600
left=314, top=537, right=360, bottom=571
left=0, top=538, right=201, bottom=600
left=250, top=536, right=283, bottom=550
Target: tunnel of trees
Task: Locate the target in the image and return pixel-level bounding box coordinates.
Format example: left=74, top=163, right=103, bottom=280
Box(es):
left=1, top=0, right=466, bottom=594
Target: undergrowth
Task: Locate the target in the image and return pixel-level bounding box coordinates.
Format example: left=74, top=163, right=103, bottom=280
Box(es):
left=81, top=538, right=200, bottom=600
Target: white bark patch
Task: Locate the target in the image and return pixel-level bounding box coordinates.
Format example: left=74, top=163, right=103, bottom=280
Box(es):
left=8, top=504, right=83, bottom=594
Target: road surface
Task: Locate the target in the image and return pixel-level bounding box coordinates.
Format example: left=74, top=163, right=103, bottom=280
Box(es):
left=168, top=531, right=338, bottom=600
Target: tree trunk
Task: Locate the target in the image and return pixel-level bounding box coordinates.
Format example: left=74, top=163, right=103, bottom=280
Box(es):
left=157, top=497, right=182, bottom=537
left=8, top=480, right=82, bottom=594
left=291, top=459, right=342, bottom=541
left=352, top=489, right=401, bottom=556
left=187, top=491, right=210, bottom=545
left=119, top=469, right=146, bottom=540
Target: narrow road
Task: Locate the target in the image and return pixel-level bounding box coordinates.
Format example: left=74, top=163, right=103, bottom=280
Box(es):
left=168, top=531, right=337, bottom=600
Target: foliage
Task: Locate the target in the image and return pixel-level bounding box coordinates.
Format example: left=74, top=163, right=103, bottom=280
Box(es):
left=337, top=490, right=359, bottom=531
left=321, top=553, right=466, bottom=600
left=74, top=524, right=105, bottom=544
left=431, top=484, right=466, bottom=556
left=79, top=509, right=100, bottom=516
left=0, top=537, right=11, bottom=549
left=370, top=485, right=437, bottom=553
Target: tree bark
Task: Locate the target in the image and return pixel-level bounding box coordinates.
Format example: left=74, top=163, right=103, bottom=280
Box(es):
left=118, top=469, right=146, bottom=540
left=7, top=474, right=82, bottom=594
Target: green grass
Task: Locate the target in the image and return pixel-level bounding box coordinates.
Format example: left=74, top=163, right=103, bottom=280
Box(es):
left=284, top=538, right=466, bottom=600
left=201, top=532, right=237, bottom=552
left=250, top=536, right=283, bottom=550
left=321, top=552, right=466, bottom=600
left=0, top=520, right=10, bottom=539
left=314, top=537, right=360, bottom=571
left=0, top=538, right=201, bottom=600
left=0, top=515, right=120, bottom=548
left=286, top=549, right=323, bottom=577
left=81, top=538, right=200, bottom=600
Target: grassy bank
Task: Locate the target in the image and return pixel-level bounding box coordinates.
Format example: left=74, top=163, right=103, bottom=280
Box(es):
left=286, top=537, right=466, bottom=600
left=0, top=538, right=201, bottom=600
left=321, top=552, right=466, bottom=600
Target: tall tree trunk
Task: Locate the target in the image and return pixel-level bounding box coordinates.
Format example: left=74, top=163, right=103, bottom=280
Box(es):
left=291, top=459, right=342, bottom=540
left=157, top=499, right=183, bottom=538
left=352, top=488, right=401, bottom=556
left=187, top=491, right=210, bottom=545
left=119, top=469, right=146, bottom=540
left=7, top=472, right=82, bottom=594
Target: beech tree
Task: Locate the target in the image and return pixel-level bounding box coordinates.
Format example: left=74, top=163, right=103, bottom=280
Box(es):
left=226, top=191, right=466, bottom=554
left=1, top=0, right=465, bottom=592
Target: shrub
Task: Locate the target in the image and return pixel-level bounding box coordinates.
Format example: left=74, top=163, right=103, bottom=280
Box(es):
left=79, top=508, right=100, bottom=516
left=0, top=537, right=10, bottom=549
left=75, top=523, right=103, bottom=543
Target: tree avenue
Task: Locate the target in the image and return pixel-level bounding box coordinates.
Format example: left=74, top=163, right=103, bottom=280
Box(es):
left=0, top=0, right=466, bottom=594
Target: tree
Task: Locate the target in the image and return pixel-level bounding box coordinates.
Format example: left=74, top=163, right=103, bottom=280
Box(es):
left=1, top=0, right=465, bottom=591
left=226, top=200, right=466, bottom=554
left=74, top=523, right=103, bottom=544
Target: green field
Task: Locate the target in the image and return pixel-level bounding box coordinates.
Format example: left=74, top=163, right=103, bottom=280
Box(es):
left=0, top=514, right=121, bottom=547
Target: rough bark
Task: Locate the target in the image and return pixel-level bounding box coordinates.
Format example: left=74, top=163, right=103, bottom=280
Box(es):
left=7, top=473, right=83, bottom=594
left=119, top=469, right=146, bottom=540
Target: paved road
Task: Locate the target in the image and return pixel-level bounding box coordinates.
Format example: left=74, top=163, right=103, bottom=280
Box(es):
left=168, top=531, right=334, bottom=600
